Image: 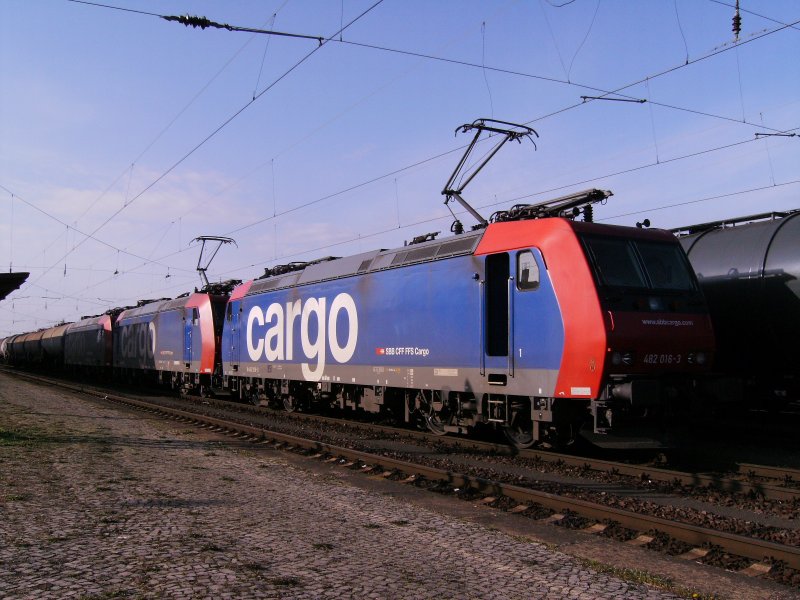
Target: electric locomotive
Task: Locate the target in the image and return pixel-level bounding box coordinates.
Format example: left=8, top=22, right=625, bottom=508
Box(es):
left=222, top=189, right=715, bottom=447
left=112, top=281, right=238, bottom=396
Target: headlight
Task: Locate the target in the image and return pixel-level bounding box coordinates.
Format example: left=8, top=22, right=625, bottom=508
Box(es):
left=611, top=351, right=634, bottom=366
left=687, top=352, right=707, bottom=365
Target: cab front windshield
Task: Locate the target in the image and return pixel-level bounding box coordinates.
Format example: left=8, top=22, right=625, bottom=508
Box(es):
left=582, top=236, right=695, bottom=291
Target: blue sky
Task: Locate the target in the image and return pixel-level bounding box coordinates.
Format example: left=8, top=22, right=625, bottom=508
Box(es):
left=1, top=0, right=798, bottom=335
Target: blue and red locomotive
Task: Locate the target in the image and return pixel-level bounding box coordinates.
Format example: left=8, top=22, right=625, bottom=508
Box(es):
left=2, top=189, right=715, bottom=448
left=220, top=190, right=714, bottom=446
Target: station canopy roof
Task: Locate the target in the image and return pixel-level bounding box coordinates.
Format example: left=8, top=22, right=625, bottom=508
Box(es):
left=0, top=272, right=29, bottom=301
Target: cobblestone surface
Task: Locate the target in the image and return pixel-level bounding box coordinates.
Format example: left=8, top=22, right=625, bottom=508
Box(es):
left=0, top=373, right=792, bottom=599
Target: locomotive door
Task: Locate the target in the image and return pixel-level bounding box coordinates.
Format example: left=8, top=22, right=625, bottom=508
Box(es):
left=228, top=301, right=240, bottom=367
left=183, top=308, right=194, bottom=368
left=483, top=253, right=514, bottom=383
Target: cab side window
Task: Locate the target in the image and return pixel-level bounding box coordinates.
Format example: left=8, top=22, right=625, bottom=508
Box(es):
left=517, top=250, right=540, bottom=291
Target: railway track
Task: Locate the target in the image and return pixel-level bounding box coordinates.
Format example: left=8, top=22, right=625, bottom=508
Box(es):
left=737, top=463, right=800, bottom=486
left=6, top=365, right=799, bottom=500
left=99, top=391, right=800, bottom=573
left=4, top=368, right=799, bottom=577
left=183, top=392, right=800, bottom=503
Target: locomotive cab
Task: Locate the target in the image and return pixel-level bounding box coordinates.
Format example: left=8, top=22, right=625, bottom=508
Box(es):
left=578, top=227, right=715, bottom=440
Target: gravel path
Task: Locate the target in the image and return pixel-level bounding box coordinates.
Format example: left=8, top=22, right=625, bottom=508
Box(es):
left=0, top=373, right=794, bottom=599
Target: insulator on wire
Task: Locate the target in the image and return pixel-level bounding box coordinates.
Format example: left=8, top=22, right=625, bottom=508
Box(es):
left=732, top=1, right=741, bottom=40
left=583, top=204, right=594, bottom=223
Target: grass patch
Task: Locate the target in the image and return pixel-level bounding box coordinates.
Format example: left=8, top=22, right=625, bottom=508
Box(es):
left=200, top=543, right=225, bottom=552
left=269, top=576, right=301, bottom=587
left=4, top=493, right=30, bottom=502
left=312, top=543, right=334, bottom=550
left=579, top=558, right=716, bottom=599
left=99, top=516, right=120, bottom=524
left=78, top=589, right=131, bottom=599
left=0, top=427, right=42, bottom=446
left=47, top=535, right=72, bottom=543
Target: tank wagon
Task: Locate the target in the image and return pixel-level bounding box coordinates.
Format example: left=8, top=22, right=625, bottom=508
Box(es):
left=40, top=324, right=71, bottom=368
left=673, top=209, right=800, bottom=407
left=223, top=190, right=715, bottom=447
left=64, top=312, right=119, bottom=376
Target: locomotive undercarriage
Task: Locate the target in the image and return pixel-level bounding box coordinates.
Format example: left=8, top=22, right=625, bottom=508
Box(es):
left=227, top=375, right=595, bottom=449
left=234, top=371, right=707, bottom=449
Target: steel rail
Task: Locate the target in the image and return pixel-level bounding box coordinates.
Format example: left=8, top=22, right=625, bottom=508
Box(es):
left=85, top=387, right=800, bottom=571
left=515, top=452, right=800, bottom=503
left=191, top=393, right=800, bottom=502
left=737, top=463, right=800, bottom=484
left=2, top=367, right=798, bottom=503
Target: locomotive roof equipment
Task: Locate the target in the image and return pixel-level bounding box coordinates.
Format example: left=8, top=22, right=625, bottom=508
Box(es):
left=489, top=188, right=611, bottom=224
left=193, top=236, right=237, bottom=289
left=442, top=119, right=538, bottom=232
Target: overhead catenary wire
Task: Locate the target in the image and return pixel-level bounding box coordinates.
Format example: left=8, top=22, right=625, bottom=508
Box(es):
left=66, top=0, right=797, bottom=136
left=18, top=36, right=798, bottom=286
left=57, top=119, right=800, bottom=311
left=0, top=184, right=191, bottom=273
left=30, top=9, right=290, bottom=278
left=4, top=1, right=784, bottom=328
left=51, top=8, right=296, bottom=273
left=67, top=0, right=325, bottom=43
left=49, top=0, right=798, bottom=253
left=214, top=177, right=800, bottom=284
left=334, top=32, right=793, bottom=134
left=27, top=0, right=386, bottom=290
left=220, top=13, right=800, bottom=238
left=7, top=124, right=797, bottom=331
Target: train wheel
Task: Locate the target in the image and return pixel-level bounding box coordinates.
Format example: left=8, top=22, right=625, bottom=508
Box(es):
left=424, top=411, right=448, bottom=436
left=282, top=394, right=298, bottom=412
left=502, top=399, right=535, bottom=449
left=503, top=423, right=535, bottom=449
left=416, top=390, right=450, bottom=435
